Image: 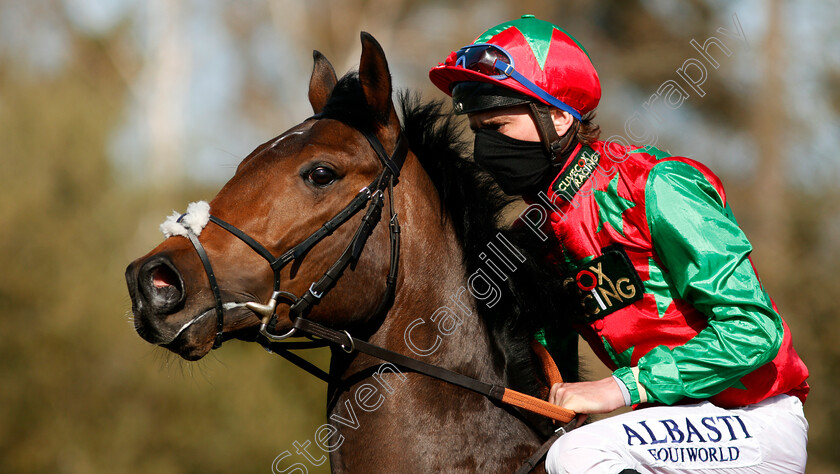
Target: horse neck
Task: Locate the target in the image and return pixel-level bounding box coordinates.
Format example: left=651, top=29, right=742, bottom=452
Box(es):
left=362, top=156, right=501, bottom=384
left=327, top=155, right=542, bottom=473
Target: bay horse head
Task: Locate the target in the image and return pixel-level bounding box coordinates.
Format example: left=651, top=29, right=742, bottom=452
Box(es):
left=126, top=34, right=409, bottom=360
left=126, top=32, right=581, bottom=471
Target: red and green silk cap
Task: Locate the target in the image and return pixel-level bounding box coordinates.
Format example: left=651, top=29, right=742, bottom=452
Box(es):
left=429, top=15, right=601, bottom=116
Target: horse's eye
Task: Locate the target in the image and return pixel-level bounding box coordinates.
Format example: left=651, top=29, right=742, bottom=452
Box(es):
left=307, top=166, right=337, bottom=187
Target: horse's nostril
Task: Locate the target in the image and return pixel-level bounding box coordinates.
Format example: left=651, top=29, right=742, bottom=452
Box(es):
left=139, top=257, right=186, bottom=314
left=153, top=265, right=179, bottom=289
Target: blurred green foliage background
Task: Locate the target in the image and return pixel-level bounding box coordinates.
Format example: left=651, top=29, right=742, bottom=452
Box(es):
left=2, top=0, right=839, bottom=472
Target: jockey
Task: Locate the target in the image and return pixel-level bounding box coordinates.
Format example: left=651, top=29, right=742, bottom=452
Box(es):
left=429, top=15, right=809, bottom=473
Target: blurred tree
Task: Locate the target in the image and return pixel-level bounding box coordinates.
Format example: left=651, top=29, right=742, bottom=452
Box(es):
left=143, top=0, right=189, bottom=187
left=749, top=0, right=789, bottom=286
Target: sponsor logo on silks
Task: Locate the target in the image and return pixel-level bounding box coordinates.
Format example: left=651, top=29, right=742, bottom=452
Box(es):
left=574, top=245, right=644, bottom=321
left=551, top=146, right=600, bottom=201
left=621, top=414, right=762, bottom=469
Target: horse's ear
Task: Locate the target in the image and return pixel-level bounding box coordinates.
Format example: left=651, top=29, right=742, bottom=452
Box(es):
left=359, top=32, right=395, bottom=125
left=309, top=50, right=337, bottom=114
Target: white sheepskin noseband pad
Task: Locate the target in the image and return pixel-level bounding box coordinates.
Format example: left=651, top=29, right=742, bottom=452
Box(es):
left=160, top=201, right=211, bottom=238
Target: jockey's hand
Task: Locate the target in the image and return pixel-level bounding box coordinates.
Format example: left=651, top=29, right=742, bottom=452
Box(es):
left=548, top=377, right=625, bottom=415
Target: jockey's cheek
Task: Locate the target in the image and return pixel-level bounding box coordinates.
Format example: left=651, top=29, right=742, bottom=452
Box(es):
left=467, top=107, right=541, bottom=142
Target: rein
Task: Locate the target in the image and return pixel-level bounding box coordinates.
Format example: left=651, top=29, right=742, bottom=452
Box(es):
left=280, top=316, right=576, bottom=424
left=175, top=113, right=575, bottom=470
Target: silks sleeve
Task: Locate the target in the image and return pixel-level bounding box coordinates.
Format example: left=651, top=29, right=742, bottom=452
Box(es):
left=637, top=160, right=783, bottom=405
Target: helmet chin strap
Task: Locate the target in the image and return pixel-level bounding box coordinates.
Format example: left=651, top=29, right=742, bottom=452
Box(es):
left=528, top=102, right=580, bottom=169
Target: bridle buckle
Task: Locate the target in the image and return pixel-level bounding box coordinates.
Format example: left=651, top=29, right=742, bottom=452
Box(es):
left=308, top=283, right=325, bottom=299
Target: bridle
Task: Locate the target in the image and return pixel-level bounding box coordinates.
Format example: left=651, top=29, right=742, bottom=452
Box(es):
left=174, top=112, right=576, bottom=472
left=177, top=114, right=406, bottom=350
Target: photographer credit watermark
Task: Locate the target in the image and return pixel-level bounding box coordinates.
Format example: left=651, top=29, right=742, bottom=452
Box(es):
left=270, top=12, right=748, bottom=473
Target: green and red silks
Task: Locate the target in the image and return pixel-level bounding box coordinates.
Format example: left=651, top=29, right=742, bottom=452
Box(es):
left=533, top=141, right=809, bottom=408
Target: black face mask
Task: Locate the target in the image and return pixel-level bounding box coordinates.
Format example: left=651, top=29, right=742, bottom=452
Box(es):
left=473, top=129, right=552, bottom=195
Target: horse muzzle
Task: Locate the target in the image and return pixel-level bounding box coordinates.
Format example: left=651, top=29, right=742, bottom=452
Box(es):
left=126, top=253, right=200, bottom=348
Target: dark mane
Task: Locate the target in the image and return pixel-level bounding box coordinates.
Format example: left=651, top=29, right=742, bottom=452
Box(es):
left=323, top=73, right=583, bottom=432
left=396, top=93, right=583, bottom=381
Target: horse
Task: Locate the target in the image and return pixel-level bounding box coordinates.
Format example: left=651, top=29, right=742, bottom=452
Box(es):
left=125, top=32, right=581, bottom=473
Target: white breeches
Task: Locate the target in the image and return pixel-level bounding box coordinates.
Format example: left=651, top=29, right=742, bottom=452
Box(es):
left=546, top=394, right=808, bottom=474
